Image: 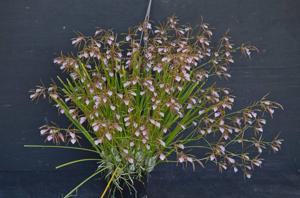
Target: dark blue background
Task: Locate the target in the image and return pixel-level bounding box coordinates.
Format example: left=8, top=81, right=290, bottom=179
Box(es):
left=0, top=0, right=299, bottom=197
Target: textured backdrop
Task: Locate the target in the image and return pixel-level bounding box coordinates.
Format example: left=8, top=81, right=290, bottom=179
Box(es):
left=0, top=0, right=299, bottom=197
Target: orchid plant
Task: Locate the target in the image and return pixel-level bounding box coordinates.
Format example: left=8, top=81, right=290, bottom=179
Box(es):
left=28, top=16, right=283, bottom=197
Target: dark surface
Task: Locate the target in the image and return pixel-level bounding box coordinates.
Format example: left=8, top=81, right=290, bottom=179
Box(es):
left=1, top=163, right=300, bottom=198
left=0, top=0, right=300, bottom=197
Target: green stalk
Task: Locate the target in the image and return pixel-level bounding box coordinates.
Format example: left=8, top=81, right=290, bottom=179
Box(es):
left=100, top=166, right=122, bottom=198
left=56, top=158, right=100, bottom=169
left=24, top=145, right=98, bottom=153
left=64, top=169, right=103, bottom=198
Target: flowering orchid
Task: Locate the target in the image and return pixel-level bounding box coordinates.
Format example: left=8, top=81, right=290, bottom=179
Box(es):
left=28, top=16, right=283, bottom=197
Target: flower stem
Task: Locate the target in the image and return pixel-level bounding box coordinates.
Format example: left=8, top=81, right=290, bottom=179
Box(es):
left=100, top=166, right=121, bottom=198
